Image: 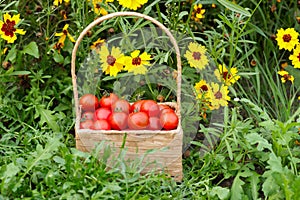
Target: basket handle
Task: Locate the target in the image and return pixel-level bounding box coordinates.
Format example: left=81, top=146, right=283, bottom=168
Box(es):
left=71, top=11, right=182, bottom=122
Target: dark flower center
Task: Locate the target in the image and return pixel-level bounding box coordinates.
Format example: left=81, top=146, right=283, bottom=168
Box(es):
left=107, top=55, right=116, bottom=66
left=132, top=57, right=141, bottom=65
left=1, top=19, right=16, bottom=37
left=283, top=74, right=291, bottom=81
left=196, top=8, right=202, bottom=14
left=283, top=34, right=292, bottom=42
left=96, top=3, right=101, bottom=9
left=63, top=30, right=68, bottom=35
left=200, top=85, right=208, bottom=91
left=214, top=91, right=222, bottom=99
left=222, top=71, right=232, bottom=80
left=192, top=52, right=201, bottom=60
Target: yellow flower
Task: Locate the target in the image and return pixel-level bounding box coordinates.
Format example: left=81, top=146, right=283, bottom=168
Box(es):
left=214, top=64, right=240, bottom=86
left=276, top=28, right=299, bottom=51
left=193, top=4, right=205, bottom=19
left=92, top=0, right=109, bottom=15
left=0, top=13, right=26, bottom=43
left=122, top=50, right=152, bottom=75
left=278, top=70, right=294, bottom=83
left=99, top=45, right=125, bottom=77
left=90, top=38, right=105, bottom=50
left=298, top=96, right=300, bottom=100
left=207, top=82, right=230, bottom=110
left=194, top=79, right=210, bottom=99
left=184, top=42, right=209, bottom=70
left=289, top=44, right=300, bottom=69
left=54, top=0, right=70, bottom=6
left=54, top=24, right=75, bottom=52
left=117, top=0, right=148, bottom=10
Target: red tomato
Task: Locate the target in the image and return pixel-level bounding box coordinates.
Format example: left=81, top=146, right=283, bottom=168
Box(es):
left=160, top=111, right=178, bottom=130
left=99, top=93, right=119, bottom=109
left=112, top=99, right=130, bottom=114
left=108, top=112, right=128, bottom=130
left=128, top=112, right=149, bottom=130
left=130, top=100, right=145, bottom=113
left=140, top=100, right=160, bottom=117
left=94, top=108, right=112, bottom=120
left=80, top=119, right=94, bottom=129
left=148, top=117, right=162, bottom=130
left=92, top=119, right=111, bottom=130
left=158, top=104, right=171, bottom=111
left=79, top=94, right=99, bottom=111
left=81, top=111, right=95, bottom=121
left=160, top=107, right=175, bottom=116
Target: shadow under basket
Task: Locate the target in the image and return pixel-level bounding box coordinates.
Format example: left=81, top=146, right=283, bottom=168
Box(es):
left=71, top=12, right=184, bottom=181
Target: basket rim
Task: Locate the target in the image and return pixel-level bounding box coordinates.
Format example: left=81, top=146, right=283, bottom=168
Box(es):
left=71, top=11, right=182, bottom=131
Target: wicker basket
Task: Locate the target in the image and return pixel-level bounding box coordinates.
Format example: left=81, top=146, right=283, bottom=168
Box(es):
left=71, top=12, right=183, bottom=181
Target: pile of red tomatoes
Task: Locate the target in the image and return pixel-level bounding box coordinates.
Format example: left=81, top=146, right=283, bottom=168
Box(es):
left=79, top=93, right=179, bottom=131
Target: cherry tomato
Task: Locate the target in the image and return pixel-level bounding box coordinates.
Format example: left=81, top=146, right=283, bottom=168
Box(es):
left=148, top=117, right=162, bottom=130
left=160, top=111, right=178, bottom=130
left=81, top=111, right=95, bottom=121
left=128, top=112, right=149, bottom=130
left=140, top=100, right=160, bottom=117
left=130, top=100, right=145, bottom=113
left=99, top=93, right=119, bottom=109
left=92, top=119, right=111, bottom=130
left=79, top=94, right=99, bottom=111
left=80, top=119, right=94, bottom=129
left=94, top=107, right=112, bottom=120
left=112, top=99, right=130, bottom=114
left=108, top=112, right=128, bottom=130
left=160, top=107, right=175, bottom=116
left=158, top=104, right=171, bottom=111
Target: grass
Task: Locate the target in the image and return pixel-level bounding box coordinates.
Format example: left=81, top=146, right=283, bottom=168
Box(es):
left=0, top=0, right=300, bottom=199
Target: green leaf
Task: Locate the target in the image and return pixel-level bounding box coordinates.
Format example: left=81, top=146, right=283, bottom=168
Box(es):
left=262, top=172, right=282, bottom=198
left=36, top=105, right=60, bottom=132
left=248, top=173, right=260, bottom=200
left=8, top=71, right=31, bottom=76
left=22, top=42, right=40, bottom=58
left=3, top=163, right=20, bottom=178
left=53, top=50, right=64, bottom=64
left=5, top=45, right=17, bottom=62
left=210, top=186, right=230, bottom=200
left=245, top=132, right=272, bottom=151
left=267, top=153, right=282, bottom=173
left=230, top=174, right=245, bottom=200
left=217, top=0, right=251, bottom=16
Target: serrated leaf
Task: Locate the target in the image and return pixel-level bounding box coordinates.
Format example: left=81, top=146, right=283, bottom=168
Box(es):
left=262, top=173, right=282, bottom=198
left=248, top=173, right=260, bottom=200
left=230, top=174, right=244, bottom=200
left=210, top=186, right=230, bottom=200
left=245, top=132, right=272, bottom=151
left=36, top=105, right=60, bottom=132
left=105, top=183, right=122, bottom=192
left=217, top=0, right=251, bottom=16
left=267, top=153, right=282, bottom=173
left=22, top=42, right=40, bottom=58
left=4, top=163, right=20, bottom=178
